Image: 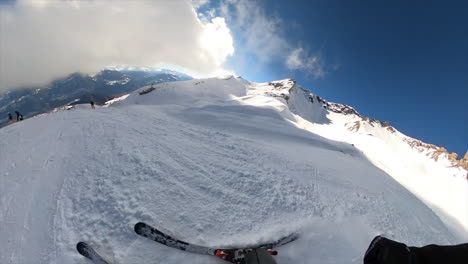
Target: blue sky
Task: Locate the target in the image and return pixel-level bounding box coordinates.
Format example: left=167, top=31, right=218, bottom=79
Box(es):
left=211, top=0, right=468, bottom=157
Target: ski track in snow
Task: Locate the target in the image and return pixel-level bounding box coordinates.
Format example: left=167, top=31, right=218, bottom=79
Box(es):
left=0, top=77, right=465, bottom=264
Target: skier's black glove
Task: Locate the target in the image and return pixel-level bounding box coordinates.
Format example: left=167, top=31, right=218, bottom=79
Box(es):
left=364, top=236, right=414, bottom=264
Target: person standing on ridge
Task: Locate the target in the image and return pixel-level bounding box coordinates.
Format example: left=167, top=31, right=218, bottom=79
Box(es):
left=8, top=112, right=15, bottom=123
left=15, top=111, right=23, bottom=121
left=90, top=101, right=95, bottom=109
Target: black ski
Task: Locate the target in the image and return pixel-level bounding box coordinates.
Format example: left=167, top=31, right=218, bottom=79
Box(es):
left=134, top=222, right=216, bottom=255
left=134, top=222, right=298, bottom=264
left=256, top=231, right=299, bottom=249
left=76, top=242, right=110, bottom=264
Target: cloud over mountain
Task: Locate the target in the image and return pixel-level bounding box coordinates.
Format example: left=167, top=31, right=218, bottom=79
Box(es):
left=0, top=0, right=234, bottom=91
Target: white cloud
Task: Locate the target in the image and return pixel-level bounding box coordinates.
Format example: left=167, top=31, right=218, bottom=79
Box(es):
left=200, top=17, right=234, bottom=67
left=219, top=0, right=326, bottom=79
left=220, top=0, right=288, bottom=62
left=0, top=0, right=234, bottom=90
left=286, top=47, right=325, bottom=79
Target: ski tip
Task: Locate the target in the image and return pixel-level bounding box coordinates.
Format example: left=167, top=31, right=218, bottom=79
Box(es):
left=76, top=241, right=88, bottom=255
left=134, top=222, right=146, bottom=234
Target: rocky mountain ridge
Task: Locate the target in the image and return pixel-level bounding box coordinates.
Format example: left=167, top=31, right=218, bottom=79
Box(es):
left=258, top=78, right=468, bottom=173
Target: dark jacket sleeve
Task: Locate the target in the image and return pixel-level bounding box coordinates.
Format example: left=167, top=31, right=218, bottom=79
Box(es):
left=364, top=236, right=468, bottom=264
left=364, top=236, right=413, bottom=264
left=411, top=243, right=468, bottom=264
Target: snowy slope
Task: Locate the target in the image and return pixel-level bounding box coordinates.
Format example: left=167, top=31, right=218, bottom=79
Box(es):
left=0, top=76, right=466, bottom=264
left=258, top=80, right=468, bottom=235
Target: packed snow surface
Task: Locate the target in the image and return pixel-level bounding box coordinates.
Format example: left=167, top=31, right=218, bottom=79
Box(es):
left=0, top=77, right=466, bottom=264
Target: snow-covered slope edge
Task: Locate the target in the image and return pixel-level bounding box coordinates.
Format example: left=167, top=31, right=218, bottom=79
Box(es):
left=240, top=78, right=468, bottom=236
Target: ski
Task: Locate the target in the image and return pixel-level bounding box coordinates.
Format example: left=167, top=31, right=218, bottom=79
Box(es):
left=134, top=222, right=298, bottom=264
left=134, top=222, right=216, bottom=255
left=256, top=231, right=299, bottom=249
left=76, top=242, right=111, bottom=264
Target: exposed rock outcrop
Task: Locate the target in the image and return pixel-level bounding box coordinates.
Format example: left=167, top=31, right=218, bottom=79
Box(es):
left=457, top=151, right=468, bottom=172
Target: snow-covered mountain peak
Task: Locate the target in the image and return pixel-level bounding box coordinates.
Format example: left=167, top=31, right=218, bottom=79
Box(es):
left=253, top=79, right=297, bottom=93
left=248, top=79, right=364, bottom=124
left=118, top=76, right=249, bottom=108
left=266, top=81, right=467, bottom=172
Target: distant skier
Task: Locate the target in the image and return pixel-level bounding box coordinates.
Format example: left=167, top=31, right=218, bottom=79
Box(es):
left=364, top=235, right=468, bottom=264
left=8, top=112, right=15, bottom=123
left=15, top=111, right=23, bottom=121
left=90, top=101, right=95, bottom=109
